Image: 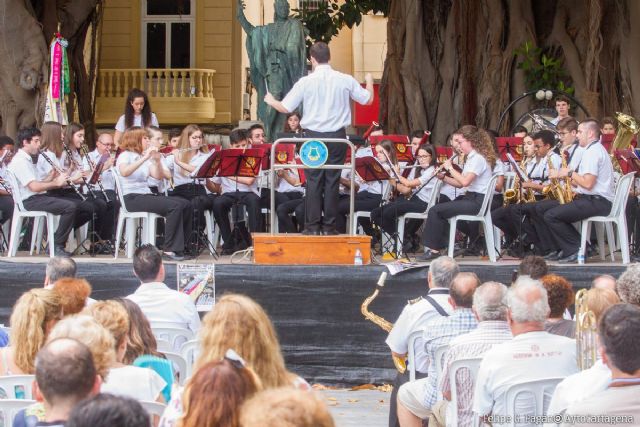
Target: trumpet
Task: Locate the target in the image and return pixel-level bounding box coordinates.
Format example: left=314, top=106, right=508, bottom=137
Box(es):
left=80, top=144, right=110, bottom=203
left=38, top=150, right=86, bottom=201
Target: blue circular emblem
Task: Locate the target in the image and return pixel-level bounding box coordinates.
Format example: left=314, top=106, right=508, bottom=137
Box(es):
left=299, top=140, right=329, bottom=168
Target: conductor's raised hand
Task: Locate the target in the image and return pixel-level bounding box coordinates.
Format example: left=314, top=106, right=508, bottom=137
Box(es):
left=364, top=73, right=374, bottom=85
left=264, top=92, right=277, bottom=106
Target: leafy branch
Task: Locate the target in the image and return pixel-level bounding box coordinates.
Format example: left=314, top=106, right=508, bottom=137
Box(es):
left=514, top=41, right=574, bottom=96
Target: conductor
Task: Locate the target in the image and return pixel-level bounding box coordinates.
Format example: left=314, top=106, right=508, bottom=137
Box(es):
left=265, top=41, right=374, bottom=235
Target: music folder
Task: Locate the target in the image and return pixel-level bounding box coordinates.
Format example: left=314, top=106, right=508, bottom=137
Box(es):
left=217, top=148, right=264, bottom=178
left=193, top=148, right=222, bottom=179
left=355, top=156, right=392, bottom=182
left=615, top=149, right=640, bottom=175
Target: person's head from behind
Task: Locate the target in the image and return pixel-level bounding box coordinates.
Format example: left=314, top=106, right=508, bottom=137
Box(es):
left=52, top=278, right=92, bottom=315
left=615, top=264, right=640, bottom=306
left=598, top=303, right=640, bottom=376
left=507, top=276, right=550, bottom=331
left=310, top=42, right=330, bottom=67
left=10, top=288, right=62, bottom=373
left=240, top=387, right=335, bottom=427
left=473, top=282, right=509, bottom=322
left=84, top=300, right=130, bottom=363
left=133, top=244, right=164, bottom=283
left=229, top=128, right=248, bottom=149
left=517, top=256, right=548, bottom=280
left=45, top=256, right=77, bottom=287
left=449, top=272, right=479, bottom=309
left=35, top=338, right=101, bottom=416
left=67, top=393, right=149, bottom=427
left=592, top=274, right=617, bottom=292
left=540, top=274, right=574, bottom=319
left=115, top=298, right=162, bottom=364
left=428, top=256, right=459, bottom=290
left=181, top=356, right=262, bottom=427
left=584, top=288, right=620, bottom=323
left=198, top=294, right=290, bottom=388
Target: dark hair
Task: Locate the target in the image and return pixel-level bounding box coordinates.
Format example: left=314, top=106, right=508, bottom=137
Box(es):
left=283, top=112, right=302, bottom=133
left=541, top=274, right=575, bottom=318
left=377, top=139, right=398, bottom=165
left=557, top=117, right=578, bottom=132
left=450, top=272, right=479, bottom=308
left=532, top=130, right=556, bottom=147
left=417, top=144, right=437, bottom=167
left=555, top=95, right=570, bottom=104
left=601, top=116, right=616, bottom=128
left=64, top=122, right=84, bottom=152
left=599, top=303, right=640, bottom=375
left=168, top=128, right=182, bottom=140
left=410, top=130, right=426, bottom=140
left=518, top=256, right=548, bottom=279
left=512, top=125, right=528, bottom=136
left=115, top=298, right=163, bottom=364
left=310, top=42, right=330, bottom=63
left=124, top=88, right=153, bottom=129
left=67, top=393, right=149, bottom=427
left=0, top=136, right=14, bottom=149
left=16, top=127, right=42, bottom=148
left=133, top=244, right=163, bottom=282
left=36, top=338, right=96, bottom=404
left=229, top=128, right=247, bottom=145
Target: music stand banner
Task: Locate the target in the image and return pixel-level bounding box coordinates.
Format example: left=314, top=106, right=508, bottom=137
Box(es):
left=615, top=149, right=640, bottom=175
left=219, top=148, right=263, bottom=178
left=435, top=147, right=453, bottom=164
left=355, top=156, right=391, bottom=182
left=369, top=135, right=413, bottom=162
left=496, top=137, right=524, bottom=162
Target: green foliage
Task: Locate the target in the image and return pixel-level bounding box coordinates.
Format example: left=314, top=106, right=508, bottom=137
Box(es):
left=514, top=41, right=574, bottom=96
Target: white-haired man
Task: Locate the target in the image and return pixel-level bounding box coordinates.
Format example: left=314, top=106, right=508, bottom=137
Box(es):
left=473, top=277, right=578, bottom=424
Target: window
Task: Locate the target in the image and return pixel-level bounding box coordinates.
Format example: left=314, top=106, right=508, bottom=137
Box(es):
left=142, top=0, right=194, bottom=68
left=297, top=0, right=328, bottom=11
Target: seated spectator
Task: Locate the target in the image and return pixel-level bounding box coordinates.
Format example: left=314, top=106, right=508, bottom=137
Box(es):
left=114, top=298, right=164, bottom=364
left=0, top=288, right=61, bottom=375
left=397, top=272, right=480, bottom=426
left=167, top=351, right=262, bottom=427
left=52, top=278, right=93, bottom=315
left=126, top=245, right=201, bottom=334
left=614, top=264, right=640, bottom=305
left=591, top=274, right=616, bottom=292
left=562, top=304, right=640, bottom=426
left=67, top=394, right=149, bottom=427
left=473, top=277, right=578, bottom=424
left=542, top=274, right=575, bottom=338
left=13, top=338, right=101, bottom=427
left=546, top=288, right=620, bottom=419
left=239, top=387, right=335, bottom=427
left=44, top=256, right=77, bottom=288
left=85, top=301, right=166, bottom=402
left=517, top=255, right=548, bottom=280
left=432, top=282, right=513, bottom=427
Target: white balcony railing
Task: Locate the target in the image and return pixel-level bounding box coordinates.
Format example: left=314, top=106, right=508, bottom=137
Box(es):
left=98, top=68, right=216, bottom=99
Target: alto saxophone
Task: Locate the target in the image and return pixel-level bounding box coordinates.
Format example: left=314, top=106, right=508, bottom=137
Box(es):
left=543, top=156, right=565, bottom=204
left=561, top=152, right=575, bottom=203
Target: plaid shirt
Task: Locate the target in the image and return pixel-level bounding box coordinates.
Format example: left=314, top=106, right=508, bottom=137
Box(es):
left=421, top=308, right=478, bottom=409
left=438, top=321, right=513, bottom=427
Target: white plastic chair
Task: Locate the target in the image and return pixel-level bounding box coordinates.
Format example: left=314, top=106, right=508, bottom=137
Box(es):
left=579, top=172, right=635, bottom=264
left=151, top=326, right=194, bottom=352
left=162, top=351, right=188, bottom=385
left=433, top=344, right=449, bottom=380
left=396, top=179, right=444, bottom=255
left=180, top=339, right=201, bottom=380
left=156, top=339, right=172, bottom=353
left=503, top=377, right=564, bottom=427
left=448, top=174, right=500, bottom=262
left=0, top=375, right=35, bottom=399
left=5, top=171, right=58, bottom=257
left=406, top=328, right=425, bottom=382
left=0, top=399, right=36, bottom=425
left=448, top=357, right=482, bottom=427
left=138, top=400, right=167, bottom=422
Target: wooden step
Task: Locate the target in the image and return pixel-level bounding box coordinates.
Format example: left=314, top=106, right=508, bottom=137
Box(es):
left=253, top=233, right=372, bottom=265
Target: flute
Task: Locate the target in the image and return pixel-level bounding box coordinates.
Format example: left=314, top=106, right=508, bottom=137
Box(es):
left=62, top=143, right=96, bottom=199
left=409, top=154, right=459, bottom=200
left=80, top=144, right=111, bottom=203
left=38, top=150, right=86, bottom=201
left=380, top=149, right=401, bottom=180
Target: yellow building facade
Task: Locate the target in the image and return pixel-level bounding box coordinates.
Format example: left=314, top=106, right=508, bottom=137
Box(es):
left=96, top=0, right=386, bottom=127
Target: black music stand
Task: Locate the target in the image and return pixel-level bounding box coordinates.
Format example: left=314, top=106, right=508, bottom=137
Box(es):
left=189, top=149, right=223, bottom=259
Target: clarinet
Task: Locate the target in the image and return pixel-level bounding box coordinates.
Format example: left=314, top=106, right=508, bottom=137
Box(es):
left=0, top=177, right=11, bottom=195
left=38, top=150, right=86, bottom=201
left=62, top=143, right=96, bottom=199
left=80, top=144, right=110, bottom=202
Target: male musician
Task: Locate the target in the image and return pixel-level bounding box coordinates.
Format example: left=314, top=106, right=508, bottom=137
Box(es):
left=7, top=127, right=77, bottom=256
left=247, top=124, right=266, bottom=145
left=409, top=130, right=428, bottom=155
left=544, top=119, right=615, bottom=263
left=551, top=95, right=572, bottom=125
left=264, top=41, right=374, bottom=235
left=0, top=136, right=15, bottom=225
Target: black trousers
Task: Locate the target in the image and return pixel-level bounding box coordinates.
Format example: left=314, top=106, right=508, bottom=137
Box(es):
left=0, top=195, right=13, bottom=224
left=48, top=189, right=112, bottom=241
left=422, top=193, right=485, bottom=251
left=530, top=199, right=561, bottom=253
left=626, top=197, right=640, bottom=251
left=544, top=195, right=612, bottom=255
left=99, top=189, right=118, bottom=242
left=169, top=184, right=214, bottom=236
left=213, top=191, right=261, bottom=249
left=22, top=194, right=77, bottom=246
left=370, top=197, right=429, bottom=235
left=492, top=200, right=542, bottom=248
left=272, top=191, right=303, bottom=233
left=123, top=193, right=192, bottom=253
left=303, top=129, right=347, bottom=232
left=336, top=191, right=382, bottom=234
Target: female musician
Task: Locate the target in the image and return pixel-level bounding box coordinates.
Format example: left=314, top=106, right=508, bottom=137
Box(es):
left=419, top=126, right=497, bottom=260
left=273, top=154, right=304, bottom=233
left=114, top=88, right=159, bottom=147
left=146, top=126, right=172, bottom=195
left=283, top=112, right=303, bottom=134
left=117, top=127, right=192, bottom=261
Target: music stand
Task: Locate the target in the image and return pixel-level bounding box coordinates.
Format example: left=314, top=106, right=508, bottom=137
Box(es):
left=496, top=137, right=524, bottom=163
left=256, top=143, right=296, bottom=171
left=369, top=135, right=413, bottom=163
left=615, top=149, right=640, bottom=175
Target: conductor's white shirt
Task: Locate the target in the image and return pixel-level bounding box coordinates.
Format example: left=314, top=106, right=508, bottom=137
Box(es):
left=281, top=64, right=371, bottom=132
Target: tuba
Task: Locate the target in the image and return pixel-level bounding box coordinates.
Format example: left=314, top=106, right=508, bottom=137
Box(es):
left=610, top=112, right=640, bottom=174
left=361, top=272, right=407, bottom=373
left=528, top=113, right=560, bottom=140
left=575, top=289, right=598, bottom=370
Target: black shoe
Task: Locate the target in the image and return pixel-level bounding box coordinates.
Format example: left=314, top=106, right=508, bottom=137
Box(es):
left=558, top=251, right=579, bottom=263
left=417, top=250, right=440, bottom=262
left=162, top=251, right=185, bottom=261
left=544, top=250, right=562, bottom=261
left=301, top=229, right=321, bottom=236
left=54, top=246, right=72, bottom=257
left=322, top=228, right=340, bottom=236
left=220, top=247, right=235, bottom=256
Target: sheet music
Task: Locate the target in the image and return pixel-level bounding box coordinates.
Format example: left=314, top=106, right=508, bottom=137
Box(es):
left=506, top=153, right=529, bottom=182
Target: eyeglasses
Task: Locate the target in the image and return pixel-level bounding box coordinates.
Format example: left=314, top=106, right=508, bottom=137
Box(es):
left=224, top=349, right=247, bottom=369
left=98, top=141, right=114, bottom=147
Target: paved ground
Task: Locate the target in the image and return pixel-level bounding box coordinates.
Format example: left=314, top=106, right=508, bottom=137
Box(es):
left=319, top=389, right=390, bottom=427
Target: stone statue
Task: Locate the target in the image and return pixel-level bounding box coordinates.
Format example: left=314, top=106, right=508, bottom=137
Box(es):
left=237, top=0, right=306, bottom=140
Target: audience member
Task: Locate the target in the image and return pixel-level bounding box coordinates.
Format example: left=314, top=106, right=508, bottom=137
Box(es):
left=614, top=264, right=640, bottom=305
left=115, top=298, right=163, bottom=364
left=562, top=304, right=640, bottom=426
left=433, top=282, right=513, bottom=427
left=473, top=277, right=578, bottom=423
left=44, top=256, right=77, bottom=288
left=239, top=388, right=335, bottom=427
left=52, top=278, right=93, bottom=315
left=0, top=288, right=61, bottom=375
left=517, top=255, right=548, bottom=280
left=542, top=274, right=575, bottom=338
left=397, top=272, right=479, bottom=426
left=591, top=274, right=616, bottom=292
left=67, top=393, right=149, bottom=427
left=386, top=256, right=459, bottom=427
left=126, top=245, right=201, bottom=334
left=85, top=300, right=166, bottom=402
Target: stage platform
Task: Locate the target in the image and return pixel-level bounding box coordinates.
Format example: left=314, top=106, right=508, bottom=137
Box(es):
left=0, top=254, right=627, bottom=386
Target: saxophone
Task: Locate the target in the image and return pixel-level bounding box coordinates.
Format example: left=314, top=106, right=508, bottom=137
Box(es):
left=562, top=151, right=575, bottom=203
left=543, top=156, right=566, bottom=204
left=361, top=272, right=407, bottom=373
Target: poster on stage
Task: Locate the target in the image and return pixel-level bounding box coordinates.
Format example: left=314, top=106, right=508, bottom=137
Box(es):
left=176, top=264, right=215, bottom=311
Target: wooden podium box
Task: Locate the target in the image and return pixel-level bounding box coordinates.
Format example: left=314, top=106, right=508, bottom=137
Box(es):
left=253, top=233, right=372, bottom=265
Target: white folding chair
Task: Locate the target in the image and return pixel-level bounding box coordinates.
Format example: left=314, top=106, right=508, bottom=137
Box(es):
left=162, top=351, right=188, bottom=385
left=0, top=399, right=36, bottom=425
left=0, top=375, right=35, bottom=399
left=448, top=175, right=500, bottom=262
left=138, top=400, right=167, bottom=423
left=433, top=344, right=449, bottom=380
left=180, top=339, right=201, bottom=380
left=151, top=326, right=194, bottom=352
left=448, top=357, right=482, bottom=427
left=5, top=171, right=58, bottom=257
left=396, top=179, right=444, bottom=255
left=579, top=172, right=635, bottom=264
left=503, top=377, right=564, bottom=427
left=406, top=328, right=425, bottom=382
left=156, top=339, right=172, bottom=353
